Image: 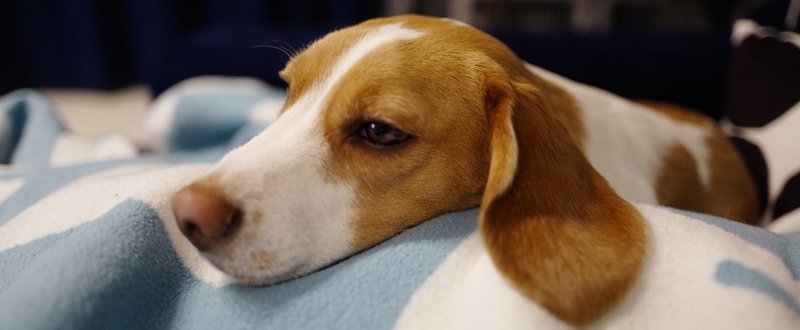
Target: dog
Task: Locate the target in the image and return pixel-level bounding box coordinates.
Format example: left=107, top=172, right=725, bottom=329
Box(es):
left=170, top=15, right=762, bottom=325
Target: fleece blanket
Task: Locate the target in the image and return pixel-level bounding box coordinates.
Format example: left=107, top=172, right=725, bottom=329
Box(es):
left=1, top=78, right=799, bottom=329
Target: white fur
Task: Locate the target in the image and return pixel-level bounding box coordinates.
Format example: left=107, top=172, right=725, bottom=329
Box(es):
left=202, top=22, right=425, bottom=284
left=247, top=97, right=285, bottom=125
left=526, top=64, right=711, bottom=204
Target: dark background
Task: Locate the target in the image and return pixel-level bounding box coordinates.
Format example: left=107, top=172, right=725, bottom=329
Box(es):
left=0, top=0, right=794, bottom=119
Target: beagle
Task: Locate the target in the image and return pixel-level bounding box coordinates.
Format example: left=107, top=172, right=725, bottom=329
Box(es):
left=170, top=15, right=760, bottom=325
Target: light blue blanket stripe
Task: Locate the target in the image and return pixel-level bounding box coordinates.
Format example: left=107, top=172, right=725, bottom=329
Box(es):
left=678, top=209, right=800, bottom=280
left=677, top=209, right=800, bottom=314
left=0, top=197, right=477, bottom=329
left=0, top=200, right=188, bottom=330
left=0, top=223, right=73, bottom=295
left=0, top=90, right=63, bottom=166
left=169, top=93, right=269, bottom=152
left=715, top=260, right=800, bottom=318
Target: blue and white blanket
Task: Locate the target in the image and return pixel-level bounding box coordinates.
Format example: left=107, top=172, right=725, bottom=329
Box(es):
left=1, top=78, right=799, bottom=329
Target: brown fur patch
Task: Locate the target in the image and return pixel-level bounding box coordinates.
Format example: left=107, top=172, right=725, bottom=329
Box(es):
left=655, top=143, right=706, bottom=212
left=704, top=135, right=761, bottom=223
left=656, top=139, right=761, bottom=224
left=527, top=73, right=586, bottom=150
left=640, top=101, right=761, bottom=224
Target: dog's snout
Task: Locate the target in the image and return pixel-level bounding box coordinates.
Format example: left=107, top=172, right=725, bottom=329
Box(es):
left=171, top=184, right=241, bottom=251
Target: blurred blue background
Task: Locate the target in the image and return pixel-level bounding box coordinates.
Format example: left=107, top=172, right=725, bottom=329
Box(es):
left=0, top=0, right=794, bottom=119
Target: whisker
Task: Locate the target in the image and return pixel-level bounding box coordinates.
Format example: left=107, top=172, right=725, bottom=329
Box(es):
left=253, top=40, right=297, bottom=59
left=273, top=40, right=298, bottom=55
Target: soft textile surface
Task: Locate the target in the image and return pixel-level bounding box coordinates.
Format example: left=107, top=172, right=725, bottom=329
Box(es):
left=1, top=79, right=799, bottom=329
left=726, top=19, right=800, bottom=231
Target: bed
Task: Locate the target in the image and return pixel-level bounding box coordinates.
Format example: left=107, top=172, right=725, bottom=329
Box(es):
left=1, top=72, right=799, bottom=329
left=3, top=13, right=800, bottom=327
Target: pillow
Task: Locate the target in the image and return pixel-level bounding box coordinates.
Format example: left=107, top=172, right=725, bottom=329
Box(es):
left=724, top=18, right=800, bottom=232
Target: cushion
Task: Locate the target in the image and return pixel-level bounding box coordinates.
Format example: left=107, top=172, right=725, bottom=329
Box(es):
left=724, top=18, right=800, bottom=232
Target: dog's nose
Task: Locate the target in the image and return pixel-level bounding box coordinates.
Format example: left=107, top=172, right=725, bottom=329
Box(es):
left=171, top=184, right=241, bottom=250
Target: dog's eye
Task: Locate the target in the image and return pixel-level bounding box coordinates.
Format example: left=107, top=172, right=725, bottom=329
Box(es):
left=358, top=122, right=412, bottom=147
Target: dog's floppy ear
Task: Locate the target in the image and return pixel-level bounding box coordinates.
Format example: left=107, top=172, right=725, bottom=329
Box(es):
left=479, top=72, right=647, bottom=326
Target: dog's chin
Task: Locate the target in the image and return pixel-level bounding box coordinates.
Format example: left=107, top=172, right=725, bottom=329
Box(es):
left=202, top=252, right=312, bottom=286
left=228, top=271, right=299, bottom=286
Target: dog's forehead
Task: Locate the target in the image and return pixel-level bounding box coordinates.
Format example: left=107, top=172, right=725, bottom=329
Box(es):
left=273, top=15, right=517, bottom=131
left=284, top=16, right=475, bottom=81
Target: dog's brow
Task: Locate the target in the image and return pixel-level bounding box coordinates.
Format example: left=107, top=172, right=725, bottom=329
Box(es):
left=303, top=23, right=424, bottom=112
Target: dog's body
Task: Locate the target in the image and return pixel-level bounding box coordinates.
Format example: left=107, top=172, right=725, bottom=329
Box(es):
left=519, top=64, right=758, bottom=222
left=171, top=15, right=764, bottom=325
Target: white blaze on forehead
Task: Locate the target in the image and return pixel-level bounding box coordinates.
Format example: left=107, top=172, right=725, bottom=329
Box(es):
left=206, top=22, right=425, bottom=283
left=313, top=22, right=424, bottom=107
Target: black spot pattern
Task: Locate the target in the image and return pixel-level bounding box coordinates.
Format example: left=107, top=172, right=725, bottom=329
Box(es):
left=730, top=137, right=769, bottom=214
left=725, top=18, right=800, bottom=223
left=727, top=35, right=800, bottom=127
left=774, top=172, right=800, bottom=220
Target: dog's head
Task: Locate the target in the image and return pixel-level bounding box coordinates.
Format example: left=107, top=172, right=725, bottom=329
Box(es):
left=171, top=15, right=646, bottom=325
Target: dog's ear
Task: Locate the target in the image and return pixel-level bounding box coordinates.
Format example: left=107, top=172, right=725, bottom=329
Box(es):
left=479, top=72, right=647, bottom=326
